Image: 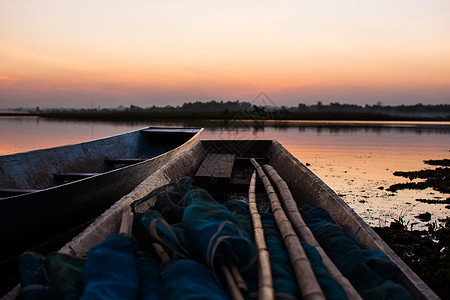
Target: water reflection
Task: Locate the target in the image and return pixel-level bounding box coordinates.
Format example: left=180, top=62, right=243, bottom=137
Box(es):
left=1, top=117, right=449, bottom=228
left=21, top=117, right=450, bottom=135
left=163, top=119, right=450, bottom=134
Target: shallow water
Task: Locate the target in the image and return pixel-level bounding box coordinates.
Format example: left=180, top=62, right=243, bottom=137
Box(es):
left=1, top=117, right=449, bottom=228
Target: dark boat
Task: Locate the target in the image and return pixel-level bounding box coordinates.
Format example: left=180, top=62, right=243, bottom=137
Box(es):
left=3, top=139, right=438, bottom=299
left=0, top=127, right=203, bottom=266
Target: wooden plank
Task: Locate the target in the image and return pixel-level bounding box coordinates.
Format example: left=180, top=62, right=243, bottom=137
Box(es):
left=195, top=154, right=236, bottom=179
left=104, top=158, right=146, bottom=165
left=141, top=128, right=200, bottom=134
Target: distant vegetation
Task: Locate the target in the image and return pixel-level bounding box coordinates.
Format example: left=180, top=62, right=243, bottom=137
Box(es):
left=3, top=101, right=450, bottom=121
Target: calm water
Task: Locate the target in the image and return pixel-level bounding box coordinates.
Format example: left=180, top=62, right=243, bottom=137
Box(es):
left=1, top=117, right=449, bottom=228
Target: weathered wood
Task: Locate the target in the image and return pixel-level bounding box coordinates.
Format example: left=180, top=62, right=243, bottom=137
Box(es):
left=262, top=164, right=362, bottom=300
left=248, top=170, right=275, bottom=300
left=119, top=207, right=133, bottom=235
left=1, top=284, right=20, bottom=300
left=195, top=154, right=236, bottom=179
left=250, top=158, right=325, bottom=300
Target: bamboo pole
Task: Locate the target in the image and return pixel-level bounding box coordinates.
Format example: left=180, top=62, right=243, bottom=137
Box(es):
left=119, top=207, right=133, bottom=235
left=152, top=243, right=171, bottom=263
left=262, top=164, right=362, bottom=300
left=248, top=170, right=275, bottom=300
left=120, top=207, right=172, bottom=263
left=250, top=159, right=325, bottom=300
left=230, top=264, right=248, bottom=295
left=221, top=265, right=245, bottom=300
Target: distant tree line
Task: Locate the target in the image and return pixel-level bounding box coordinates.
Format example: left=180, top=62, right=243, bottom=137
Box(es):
left=31, top=100, right=450, bottom=121
left=296, top=102, right=450, bottom=116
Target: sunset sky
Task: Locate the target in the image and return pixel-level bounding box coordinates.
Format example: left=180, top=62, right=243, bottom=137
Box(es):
left=1, top=1, right=449, bottom=108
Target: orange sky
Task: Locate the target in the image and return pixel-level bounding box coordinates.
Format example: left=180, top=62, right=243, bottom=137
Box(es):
left=1, top=1, right=449, bottom=108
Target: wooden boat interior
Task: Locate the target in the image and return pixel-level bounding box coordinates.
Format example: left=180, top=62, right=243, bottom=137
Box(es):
left=58, top=139, right=436, bottom=299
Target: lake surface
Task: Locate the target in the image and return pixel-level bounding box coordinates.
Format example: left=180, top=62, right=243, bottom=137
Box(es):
left=1, top=116, right=449, bottom=228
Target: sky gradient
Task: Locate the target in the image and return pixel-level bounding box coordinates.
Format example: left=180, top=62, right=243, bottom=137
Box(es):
left=1, top=1, right=450, bottom=108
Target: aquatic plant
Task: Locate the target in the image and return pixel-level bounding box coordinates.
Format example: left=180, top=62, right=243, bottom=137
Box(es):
left=388, top=166, right=450, bottom=194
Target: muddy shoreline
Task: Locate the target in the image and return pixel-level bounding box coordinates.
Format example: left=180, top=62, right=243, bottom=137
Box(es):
left=373, top=221, right=449, bottom=299
left=372, top=158, right=450, bottom=299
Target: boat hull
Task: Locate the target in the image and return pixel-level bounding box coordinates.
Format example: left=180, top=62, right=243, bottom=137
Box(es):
left=0, top=127, right=202, bottom=263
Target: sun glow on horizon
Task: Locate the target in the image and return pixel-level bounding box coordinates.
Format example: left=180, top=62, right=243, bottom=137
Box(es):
left=1, top=1, right=449, bottom=108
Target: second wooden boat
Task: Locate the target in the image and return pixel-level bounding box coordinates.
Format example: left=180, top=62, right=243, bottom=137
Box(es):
left=0, top=127, right=202, bottom=266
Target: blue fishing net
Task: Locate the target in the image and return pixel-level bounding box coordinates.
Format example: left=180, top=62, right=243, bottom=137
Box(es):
left=131, top=177, right=193, bottom=223
left=139, top=209, right=190, bottom=259
left=45, top=252, right=85, bottom=300
left=19, top=251, right=85, bottom=300
left=223, top=200, right=347, bottom=300
left=17, top=178, right=413, bottom=300
left=78, top=229, right=230, bottom=300
left=80, top=233, right=161, bottom=300
left=259, top=212, right=303, bottom=299
left=136, top=258, right=160, bottom=300
left=131, top=180, right=256, bottom=296
left=131, top=178, right=193, bottom=258
left=181, top=190, right=256, bottom=273
left=19, top=252, right=47, bottom=300
left=301, top=204, right=412, bottom=300
left=222, top=200, right=300, bottom=298
left=81, top=233, right=139, bottom=300
left=159, top=259, right=230, bottom=300
left=301, top=241, right=347, bottom=300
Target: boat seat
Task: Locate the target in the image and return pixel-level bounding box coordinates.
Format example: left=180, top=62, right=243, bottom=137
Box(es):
left=104, top=158, right=146, bottom=165
left=141, top=128, right=200, bottom=135
left=54, top=173, right=101, bottom=182
left=195, top=154, right=236, bottom=179
left=0, top=188, right=40, bottom=197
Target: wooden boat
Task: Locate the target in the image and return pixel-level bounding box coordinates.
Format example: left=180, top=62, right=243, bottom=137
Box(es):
left=0, top=127, right=203, bottom=267
left=3, top=139, right=438, bottom=299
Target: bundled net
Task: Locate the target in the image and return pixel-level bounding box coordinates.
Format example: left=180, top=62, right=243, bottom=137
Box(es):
left=223, top=200, right=347, bottom=300
left=18, top=177, right=412, bottom=300
left=301, top=204, right=412, bottom=300
left=19, top=251, right=85, bottom=300
left=181, top=189, right=256, bottom=273
left=131, top=177, right=193, bottom=223
left=159, top=259, right=231, bottom=300
left=81, top=233, right=140, bottom=300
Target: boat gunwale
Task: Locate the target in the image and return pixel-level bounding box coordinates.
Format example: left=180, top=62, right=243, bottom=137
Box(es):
left=0, top=126, right=202, bottom=158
